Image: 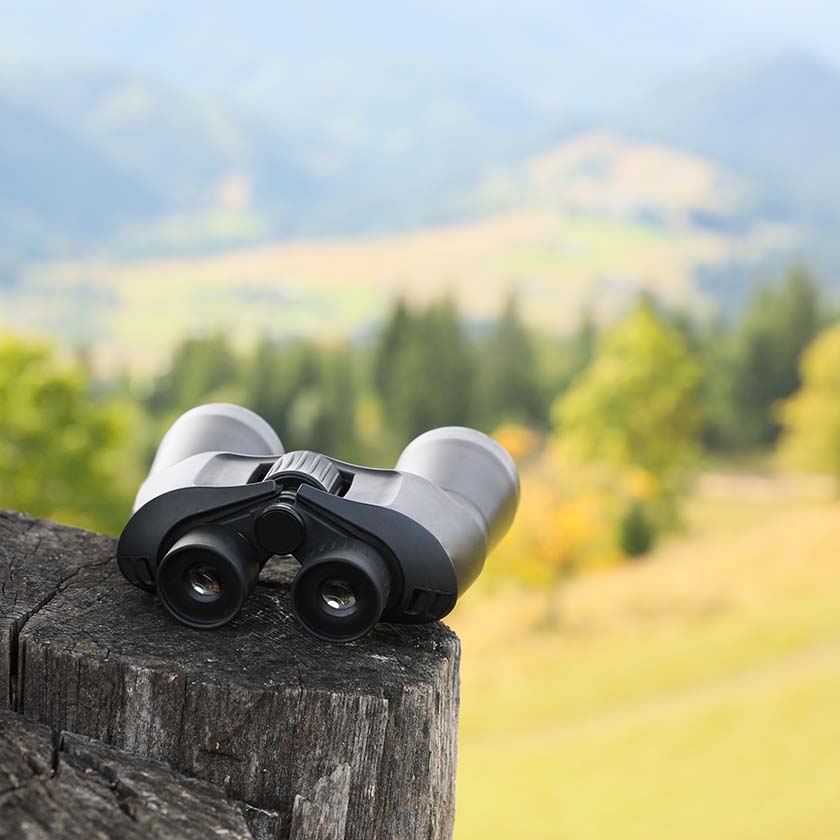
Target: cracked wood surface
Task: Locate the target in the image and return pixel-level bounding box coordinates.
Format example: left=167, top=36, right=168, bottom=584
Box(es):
left=290, top=763, right=352, bottom=840
left=0, top=710, right=254, bottom=839
left=0, top=511, right=460, bottom=840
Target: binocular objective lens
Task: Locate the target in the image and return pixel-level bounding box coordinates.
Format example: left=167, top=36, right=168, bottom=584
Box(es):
left=319, top=578, right=357, bottom=613
left=188, top=564, right=222, bottom=599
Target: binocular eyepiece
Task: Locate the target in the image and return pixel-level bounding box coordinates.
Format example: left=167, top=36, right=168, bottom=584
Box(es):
left=118, top=403, right=519, bottom=641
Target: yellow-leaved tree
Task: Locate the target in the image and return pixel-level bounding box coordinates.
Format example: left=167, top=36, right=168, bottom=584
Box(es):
left=553, top=298, right=704, bottom=551
left=778, top=323, right=840, bottom=483
left=484, top=430, right=611, bottom=628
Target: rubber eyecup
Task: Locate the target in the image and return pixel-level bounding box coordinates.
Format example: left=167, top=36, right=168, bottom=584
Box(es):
left=156, top=525, right=259, bottom=629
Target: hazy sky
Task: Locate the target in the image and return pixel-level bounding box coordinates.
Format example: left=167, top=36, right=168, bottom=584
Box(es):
left=2, top=1, right=838, bottom=66
left=644, top=0, right=840, bottom=58
left=0, top=1, right=836, bottom=121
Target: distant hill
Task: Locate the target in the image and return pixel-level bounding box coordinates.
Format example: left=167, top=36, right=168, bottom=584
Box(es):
left=5, top=51, right=837, bottom=252
left=6, top=2, right=837, bottom=254
left=469, top=131, right=747, bottom=230
left=618, top=55, right=840, bottom=225
left=0, top=70, right=327, bottom=256
left=467, top=131, right=799, bottom=311
left=0, top=71, right=315, bottom=211
left=0, top=95, right=159, bottom=259
left=0, top=48, right=835, bottom=299
left=1, top=132, right=797, bottom=369
left=0, top=68, right=537, bottom=256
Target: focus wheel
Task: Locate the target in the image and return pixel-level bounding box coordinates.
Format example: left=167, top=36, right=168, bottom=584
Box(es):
left=266, top=450, right=343, bottom=495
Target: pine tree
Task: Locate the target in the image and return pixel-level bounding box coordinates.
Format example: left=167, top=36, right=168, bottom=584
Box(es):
left=372, top=297, right=476, bottom=443
left=727, top=265, right=821, bottom=447
left=147, top=332, right=241, bottom=414
left=477, top=292, right=545, bottom=430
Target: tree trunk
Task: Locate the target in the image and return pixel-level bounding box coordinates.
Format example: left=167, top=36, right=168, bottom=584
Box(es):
left=0, top=511, right=460, bottom=839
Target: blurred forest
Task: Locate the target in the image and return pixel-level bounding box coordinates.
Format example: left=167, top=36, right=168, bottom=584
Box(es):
left=1, top=263, right=834, bottom=619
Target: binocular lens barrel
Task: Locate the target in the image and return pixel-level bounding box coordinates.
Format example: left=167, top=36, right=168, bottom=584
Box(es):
left=148, top=403, right=283, bottom=476
left=291, top=544, right=391, bottom=642
left=396, top=426, right=520, bottom=552
left=156, top=525, right=260, bottom=629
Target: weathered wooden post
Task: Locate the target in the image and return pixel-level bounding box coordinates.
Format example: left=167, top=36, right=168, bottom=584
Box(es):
left=0, top=511, right=460, bottom=839
left=0, top=711, right=258, bottom=839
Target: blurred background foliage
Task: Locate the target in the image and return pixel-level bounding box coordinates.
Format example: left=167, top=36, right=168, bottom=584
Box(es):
left=4, top=2, right=840, bottom=837
left=0, top=263, right=830, bottom=566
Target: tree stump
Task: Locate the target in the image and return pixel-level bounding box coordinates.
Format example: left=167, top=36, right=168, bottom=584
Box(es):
left=0, top=511, right=460, bottom=840
left=0, top=711, right=254, bottom=839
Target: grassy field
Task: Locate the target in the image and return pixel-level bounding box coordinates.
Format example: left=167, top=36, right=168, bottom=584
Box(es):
left=447, top=472, right=840, bottom=839
left=6, top=211, right=721, bottom=373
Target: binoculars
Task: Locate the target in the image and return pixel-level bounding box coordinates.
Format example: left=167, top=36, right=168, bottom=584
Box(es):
left=118, top=403, right=519, bottom=641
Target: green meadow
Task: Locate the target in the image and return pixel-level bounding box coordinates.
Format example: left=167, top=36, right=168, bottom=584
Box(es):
left=450, top=475, right=840, bottom=839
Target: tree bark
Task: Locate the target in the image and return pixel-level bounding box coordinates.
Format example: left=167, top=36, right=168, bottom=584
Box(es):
left=0, top=710, right=255, bottom=839
left=0, top=510, right=460, bottom=840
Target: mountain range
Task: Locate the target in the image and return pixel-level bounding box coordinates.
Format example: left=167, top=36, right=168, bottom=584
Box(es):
left=616, top=54, right=840, bottom=225
left=2, top=52, right=838, bottom=259
left=0, top=1, right=838, bottom=291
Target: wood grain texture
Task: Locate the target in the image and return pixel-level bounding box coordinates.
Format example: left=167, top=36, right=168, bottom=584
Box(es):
left=0, top=710, right=254, bottom=839
left=0, top=511, right=116, bottom=711
left=290, top=763, right=351, bottom=840
left=0, top=511, right=460, bottom=839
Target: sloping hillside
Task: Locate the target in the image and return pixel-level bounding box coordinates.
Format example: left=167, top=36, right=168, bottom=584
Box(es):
left=0, top=71, right=321, bottom=254
left=620, top=55, right=840, bottom=222
left=0, top=96, right=159, bottom=256
left=1, top=52, right=836, bottom=263
left=1, top=132, right=796, bottom=370
left=471, top=131, right=746, bottom=226
left=450, top=472, right=840, bottom=839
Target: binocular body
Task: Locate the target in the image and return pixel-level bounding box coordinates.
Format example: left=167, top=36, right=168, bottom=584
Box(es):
left=118, top=404, right=519, bottom=641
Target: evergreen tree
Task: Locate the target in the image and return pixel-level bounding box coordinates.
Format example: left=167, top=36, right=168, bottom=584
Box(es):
left=477, top=292, right=545, bottom=429
left=727, top=266, right=821, bottom=447
left=568, top=310, right=597, bottom=380
left=148, top=332, right=241, bottom=414
left=373, top=298, right=411, bottom=396
left=243, top=336, right=287, bottom=430
left=241, top=338, right=360, bottom=457
left=287, top=344, right=360, bottom=459
left=372, top=297, right=476, bottom=443
left=552, top=310, right=597, bottom=394
left=619, top=501, right=656, bottom=558
left=696, top=312, right=741, bottom=451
